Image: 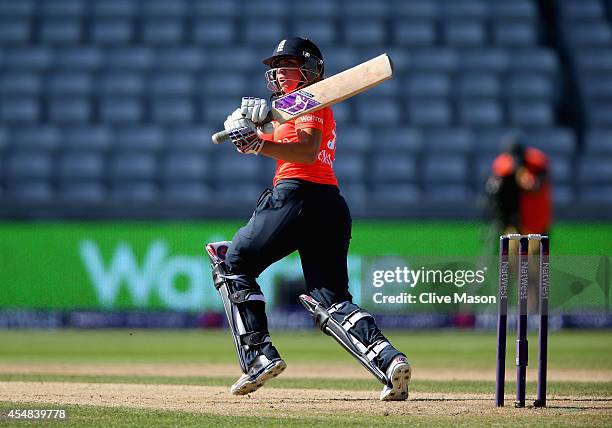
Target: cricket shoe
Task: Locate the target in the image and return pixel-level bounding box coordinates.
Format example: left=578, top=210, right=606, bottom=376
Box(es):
left=380, top=355, right=411, bottom=401
left=230, top=355, right=287, bottom=396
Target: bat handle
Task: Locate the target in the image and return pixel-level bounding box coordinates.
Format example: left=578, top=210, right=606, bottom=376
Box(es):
left=211, top=130, right=229, bottom=144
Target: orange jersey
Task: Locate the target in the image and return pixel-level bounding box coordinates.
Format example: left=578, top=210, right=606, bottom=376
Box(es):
left=270, top=107, right=338, bottom=187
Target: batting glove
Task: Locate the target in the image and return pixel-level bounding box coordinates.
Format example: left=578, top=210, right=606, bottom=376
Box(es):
left=240, top=97, right=270, bottom=124
left=224, top=108, right=265, bottom=155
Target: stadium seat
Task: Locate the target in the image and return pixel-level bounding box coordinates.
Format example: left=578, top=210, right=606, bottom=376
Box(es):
left=192, top=0, right=239, bottom=17
left=47, top=72, right=93, bottom=95
left=55, top=46, right=103, bottom=69
left=294, top=0, right=337, bottom=17
left=141, top=0, right=187, bottom=17
left=392, top=0, right=439, bottom=19
left=40, top=0, right=84, bottom=17
left=458, top=100, right=503, bottom=127
left=339, top=183, right=367, bottom=212
left=244, top=0, right=288, bottom=18
left=509, top=49, right=559, bottom=74
left=142, top=19, right=184, bottom=44
left=370, top=184, right=421, bottom=206
left=456, top=73, right=500, bottom=98
left=0, top=19, right=30, bottom=43
left=156, top=48, right=205, bottom=70
left=581, top=186, right=612, bottom=204
left=584, top=129, right=612, bottom=154
left=0, top=72, right=40, bottom=95
left=151, top=99, right=194, bottom=124
left=244, top=21, right=284, bottom=45
left=459, top=49, right=509, bottom=73
left=567, top=23, right=612, bottom=47
left=4, top=47, right=53, bottom=69
left=294, top=21, right=336, bottom=45
left=577, top=156, right=612, bottom=183
left=6, top=152, right=53, bottom=179
left=99, top=98, right=143, bottom=124
left=109, top=153, right=157, bottom=180
left=394, top=21, right=436, bottom=46
left=378, top=127, right=423, bottom=153
left=0, top=127, right=7, bottom=151
left=333, top=154, right=365, bottom=184
left=58, top=152, right=105, bottom=180
left=215, top=183, right=262, bottom=205
left=426, top=185, right=474, bottom=202
left=12, top=126, right=60, bottom=150
left=0, top=0, right=35, bottom=17
left=167, top=126, right=214, bottom=151
left=115, top=126, right=165, bottom=151
left=207, top=48, right=257, bottom=71
left=505, top=74, right=554, bottom=102
left=107, top=47, right=154, bottom=69
left=408, top=99, right=452, bottom=126
left=202, top=98, right=240, bottom=124
left=547, top=156, right=572, bottom=183
left=575, top=50, right=612, bottom=73
left=193, top=20, right=236, bottom=44
left=406, top=73, right=451, bottom=97
left=345, top=21, right=386, bottom=45
left=508, top=101, right=554, bottom=127
left=335, top=125, right=372, bottom=153
left=6, top=181, right=53, bottom=201
left=559, top=0, right=605, bottom=21
left=442, top=21, right=486, bottom=47
left=110, top=182, right=159, bottom=202
left=162, top=153, right=209, bottom=180
left=63, top=126, right=113, bottom=151
left=99, top=72, right=144, bottom=95
left=48, top=98, right=91, bottom=123
left=40, top=19, right=81, bottom=44
left=442, top=0, right=488, bottom=19
left=493, top=22, right=537, bottom=47
left=410, top=48, right=459, bottom=72
left=91, top=0, right=138, bottom=17
left=585, top=102, right=612, bottom=126
left=212, top=154, right=261, bottom=181
left=0, top=98, right=39, bottom=123
left=581, top=75, right=612, bottom=100
left=424, top=128, right=474, bottom=153
left=90, top=20, right=133, bottom=44
left=200, top=72, right=248, bottom=96
left=423, top=155, right=468, bottom=183
left=372, top=154, right=417, bottom=182
left=552, top=185, right=574, bottom=205
left=355, top=99, right=401, bottom=125
left=323, top=48, right=358, bottom=75
left=525, top=128, right=576, bottom=155
left=163, top=182, right=213, bottom=203
left=59, top=182, right=106, bottom=203
left=490, top=1, right=537, bottom=21
left=149, top=73, right=193, bottom=96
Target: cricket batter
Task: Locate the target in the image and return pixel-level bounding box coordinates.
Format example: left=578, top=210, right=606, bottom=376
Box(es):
left=206, top=38, right=410, bottom=401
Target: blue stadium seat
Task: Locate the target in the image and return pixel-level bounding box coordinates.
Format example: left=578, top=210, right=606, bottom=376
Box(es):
left=92, top=0, right=138, bottom=17
left=423, top=155, right=468, bottom=183
left=6, top=152, right=53, bottom=179
left=213, top=154, right=261, bottom=181
left=294, top=21, right=336, bottom=45
left=584, top=129, right=612, bottom=154
left=370, top=184, right=421, bottom=206
left=394, top=21, right=436, bottom=46
left=208, top=48, right=257, bottom=71
left=567, top=23, right=612, bottom=47
left=426, top=185, right=474, bottom=202
left=358, top=75, right=400, bottom=97
left=372, top=154, right=417, bottom=182
left=333, top=154, right=365, bottom=183
left=575, top=50, right=612, bottom=73
left=107, top=47, right=154, bottom=69
left=64, top=126, right=113, bottom=151
left=151, top=99, right=194, bottom=124
left=193, top=20, right=235, bottom=44
left=345, top=21, right=386, bottom=45
left=585, top=101, right=612, bottom=126
left=490, top=1, right=537, bottom=21
left=408, top=99, right=452, bottom=127
left=323, top=48, right=358, bottom=75
left=4, top=47, right=53, bottom=69
left=510, top=49, right=559, bottom=74
left=475, top=153, right=499, bottom=184
left=392, top=0, right=439, bottom=19
left=90, top=20, right=133, bottom=44
left=331, top=102, right=352, bottom=123
left=158, top=48, right=206, bottom=70
left=509, top=101, right=554, bottom=127
left=100, top=72, right=143, bottom=95
left=459, top=100, right=503, bottom=127
left=345, top=0, right=389, bottom=18
left=203, top=98, right=239, bottom=124
left=406, top=73, right=451, bottom=97
left=201, top=72, right=247, bottom=96
left=552, top=185, right=574, bottom=205
left=142, top=19, right=184, bottom=44
left=115, top=126, right=164, bottom=151
left=55, top=46, right=103, bottom=69
left=525, top=128, right=576, bottom=155
left=192, top=0, right=239, bottom=17
left=411, top=48, right=459, bottom=72
left=142, top=0, right=187, bottom=17
left=12, top=126, right=60, bottom=150
left=162, top=153, right=209, bottom=180
left=493, top=22, right=537, bottom=47
left=456, top=73, right=500, bottom=98
left=48, top=98, right=91, bottom=123
left=475, top=128, right=517, bottom=154
left=559, top=0, right=605, bottom=21
left=59, top=182, right=106, bottom=203
left=356, top=99, right=401, bottom=125
left=0, top=127, right=7, bottom=151
left=110, top=153, right=157, bottom=180
left=6, top=181, right=53, bottom=201
left=339, top=184, right=367, bottom=212
left=0, top=0, right=34, bottom=17
left=99, top=98, right=143, bottom=124
left=244, top=21, right=284, bottom=45
left=577, top=156, right=612, bottom=183
left=505, top=74, right=554, bottom=102
left=335, top=125, right=372, bottom=153
left=0, top=98, right=39, bottom=123
left=0, top=72, right=40, bottom=95
left=294, top=0, right=338, bottom=18
left=150, top=73, right=193, bottom=96
left=216, top=183, right=262, bottom=205
left=378, top=127, right=423, bottom=153
left=580, top=186, right=612, bottom=204
left=547, top=155, right=572, bottom=183
left=424, top=128, right=474, bottom=153
left=47, top=72, right=93, bottom=95
left=58, top=152, right=105, bottom=180
left=443, top=21, right=486, bottom=47
left=163, top=182, right=213, bottom=203
left=110, top=182, right=159, bottom=202
left=167, top=126, right=214, bottom=151
left=582, top=75, right=612, bottom=100
left=442, top=0, right=488, bottom=19
left=0, top=19, right=30, bottom=43
left=244, top=0, right=288, bottom=18
left=40, top=19, right=81, bottom=44
left=460, top=49, right=509, bottom=73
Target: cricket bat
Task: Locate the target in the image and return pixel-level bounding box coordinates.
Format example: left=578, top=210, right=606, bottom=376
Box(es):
left=211, top=53, right=393, bottom=144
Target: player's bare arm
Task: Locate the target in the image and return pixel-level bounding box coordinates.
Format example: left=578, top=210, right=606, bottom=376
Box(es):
left=259, top=128, right=321, bottom=164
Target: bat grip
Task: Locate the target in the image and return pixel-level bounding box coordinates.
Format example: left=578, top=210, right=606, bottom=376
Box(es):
left=211, top=111, right=273, bottom=145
